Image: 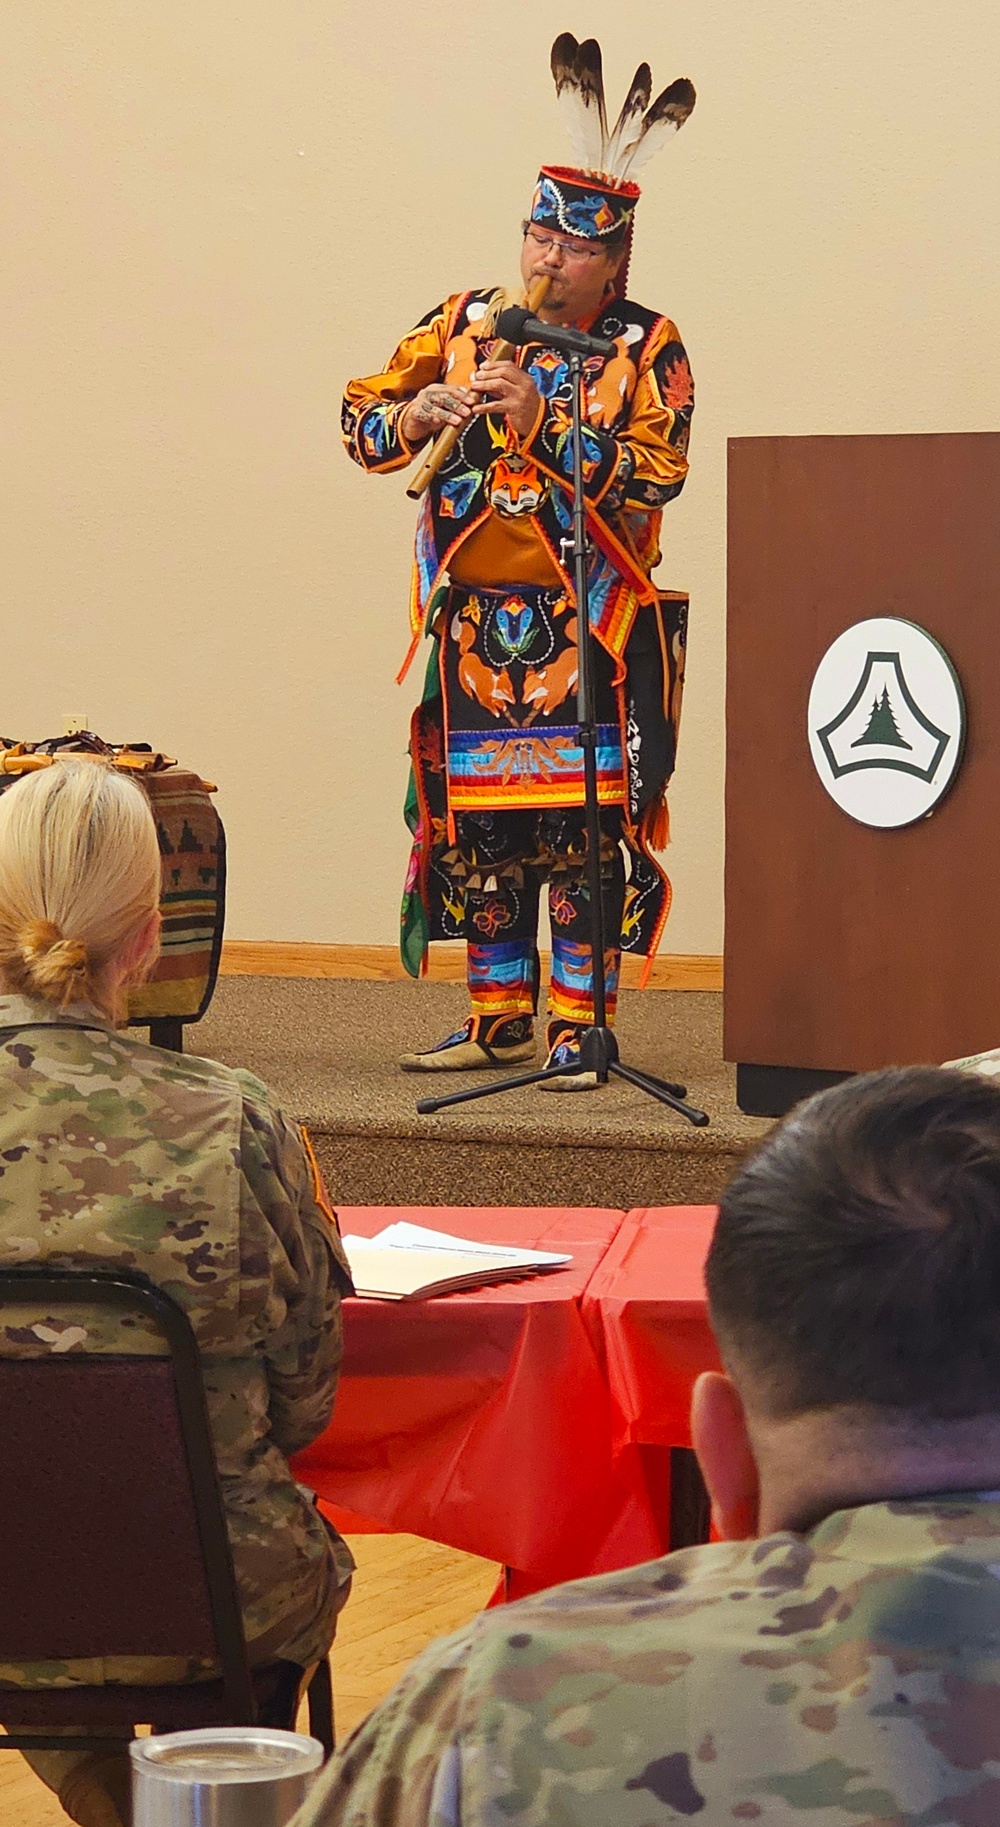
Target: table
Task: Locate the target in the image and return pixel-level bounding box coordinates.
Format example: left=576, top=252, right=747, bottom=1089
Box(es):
left=581, top=1206, right=720, bottom=1565
left=292, top=1207, right=626, bottom=1599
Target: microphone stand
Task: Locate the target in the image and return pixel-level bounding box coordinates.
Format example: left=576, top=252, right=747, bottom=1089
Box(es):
left=417, top=348, right=708, bottom=1126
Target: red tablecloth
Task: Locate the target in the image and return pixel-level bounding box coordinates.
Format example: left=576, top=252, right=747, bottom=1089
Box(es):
left=292, top=1207, right=625, bottom=1598
left=581, top=1206, right=721, bottom=1566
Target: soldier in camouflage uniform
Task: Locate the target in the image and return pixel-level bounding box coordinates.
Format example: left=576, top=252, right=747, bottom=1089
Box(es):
left=296, top=1067, right=1000, bottom=1825
left=0, top=761, right=353, bottom=1827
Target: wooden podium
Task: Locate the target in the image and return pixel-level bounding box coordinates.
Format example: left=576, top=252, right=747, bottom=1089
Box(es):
left=725, top=432, right=1000, bottom=1116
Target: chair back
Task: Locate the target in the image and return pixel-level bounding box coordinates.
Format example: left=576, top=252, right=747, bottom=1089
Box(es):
left=0, top=1266, right=254, bottom=1721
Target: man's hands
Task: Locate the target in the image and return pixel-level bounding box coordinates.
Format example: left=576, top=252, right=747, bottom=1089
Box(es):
left=468, top=363, right=541, bottom=439
left=400, top=384, right=473, bottom=445
left=400, top=364, right=542, bottom=446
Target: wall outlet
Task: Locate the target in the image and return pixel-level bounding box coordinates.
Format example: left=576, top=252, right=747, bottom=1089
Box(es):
left=62, top=714, right=90, bottom=735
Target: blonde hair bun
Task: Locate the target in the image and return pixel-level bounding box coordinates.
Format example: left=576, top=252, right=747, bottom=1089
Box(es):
left=16, top=918, right=91, bottom=1004
left=0, top=761, right=161, bottom=1015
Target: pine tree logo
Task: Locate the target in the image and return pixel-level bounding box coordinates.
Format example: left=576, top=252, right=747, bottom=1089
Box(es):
left=808, top=620, right=966, bottom=829
left=851, top=686, right=912, bottom=751
left=815, top=650, right=951, bottom=783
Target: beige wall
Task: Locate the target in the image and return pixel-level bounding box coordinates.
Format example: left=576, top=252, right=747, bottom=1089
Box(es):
left=2, top=1, right=998, bottom=953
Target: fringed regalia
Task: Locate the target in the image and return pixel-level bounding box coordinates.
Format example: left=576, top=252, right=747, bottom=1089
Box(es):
left=343, top=36, right=696, bottom=1060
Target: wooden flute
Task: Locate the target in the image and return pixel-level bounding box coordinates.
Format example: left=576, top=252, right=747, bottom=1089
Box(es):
left=405, top=274, right=551, bottom=501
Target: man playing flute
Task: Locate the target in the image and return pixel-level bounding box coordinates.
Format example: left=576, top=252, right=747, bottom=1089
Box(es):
left=343, top=37, right=696, bottom=1087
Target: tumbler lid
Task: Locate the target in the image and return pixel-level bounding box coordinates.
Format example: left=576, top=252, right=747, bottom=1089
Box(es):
left=130, top=1727, right=323, bottom=1786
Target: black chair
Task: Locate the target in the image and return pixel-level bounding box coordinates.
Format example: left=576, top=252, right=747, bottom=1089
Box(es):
left=0, top=1266, right=334, bottom=1756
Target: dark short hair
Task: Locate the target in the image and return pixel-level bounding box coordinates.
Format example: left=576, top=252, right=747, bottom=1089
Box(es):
left=594, top=221, right=629, bottom=256
left=707, top=1067, right=1000, bottom=1422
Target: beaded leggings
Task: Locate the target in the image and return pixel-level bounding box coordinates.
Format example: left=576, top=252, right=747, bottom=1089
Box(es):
left=451, top=807, right=626, bottom=1025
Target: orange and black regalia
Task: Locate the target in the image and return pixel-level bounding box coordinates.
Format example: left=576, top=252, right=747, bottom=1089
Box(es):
left=343, top=138, right=695, bottom=1070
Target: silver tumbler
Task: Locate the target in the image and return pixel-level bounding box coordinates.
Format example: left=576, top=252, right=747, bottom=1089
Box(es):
left=131, top=1726, right=324, bottom=1827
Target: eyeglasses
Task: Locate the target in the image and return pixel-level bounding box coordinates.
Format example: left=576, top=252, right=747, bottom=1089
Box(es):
left=521, top=224, right=609, bottom=264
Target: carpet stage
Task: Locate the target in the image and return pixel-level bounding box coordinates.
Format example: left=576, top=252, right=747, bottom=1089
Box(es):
left=192, top=978, right=772, bottom=1208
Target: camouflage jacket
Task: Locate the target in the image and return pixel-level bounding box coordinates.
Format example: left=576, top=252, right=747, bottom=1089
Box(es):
left=0, top=994, right=354, bottom=1681
left=300, top=1493, right=1000, bottom=1825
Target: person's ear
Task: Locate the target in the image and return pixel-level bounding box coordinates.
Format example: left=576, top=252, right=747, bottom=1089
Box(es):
left=690, top=1371, right=760, bottom=1540
left=121, top=909, right=161, bottom=977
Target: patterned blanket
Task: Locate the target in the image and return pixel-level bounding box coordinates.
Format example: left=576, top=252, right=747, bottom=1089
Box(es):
left=0, top=741, right=225, bottom=1028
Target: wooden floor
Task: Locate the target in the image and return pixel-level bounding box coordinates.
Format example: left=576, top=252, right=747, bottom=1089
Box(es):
left=332, top=1534, right=499, bottom=1739
left=1, top=1535, right=499, bottom=1826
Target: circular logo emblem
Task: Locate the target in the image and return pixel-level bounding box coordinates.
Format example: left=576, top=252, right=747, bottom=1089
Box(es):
left=807, top=617, right=966, bottom=828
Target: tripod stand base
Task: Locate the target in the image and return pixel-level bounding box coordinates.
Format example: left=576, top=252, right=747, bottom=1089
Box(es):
left=416, top=1024, right=709, bottom=1127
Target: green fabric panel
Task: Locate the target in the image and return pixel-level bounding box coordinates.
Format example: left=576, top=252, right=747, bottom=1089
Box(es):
left=399, top=631, right=444, bottom=975
left=399, top=888, right=429, bottom=980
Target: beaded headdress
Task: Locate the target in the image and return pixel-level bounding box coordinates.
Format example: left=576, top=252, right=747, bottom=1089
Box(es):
left=529, top=35, right=696, bottom=295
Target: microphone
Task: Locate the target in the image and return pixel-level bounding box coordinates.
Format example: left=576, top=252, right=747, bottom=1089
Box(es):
left=495, top=305, right=616, bottom=361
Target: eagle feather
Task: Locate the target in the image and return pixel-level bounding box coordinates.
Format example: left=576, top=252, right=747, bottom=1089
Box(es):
left=550, top=32, right=607, bottom=172
left=619, top=77, right=697, bottom=178
left=549, top=36, right=696, bottom=183
left=603, top=62, right=652, bottom=177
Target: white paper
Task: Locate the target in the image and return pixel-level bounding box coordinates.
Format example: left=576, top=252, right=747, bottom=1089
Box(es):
left=342, top=1239, right=539, bottom=1299
left=365, top=1220, right=571, bottom=1267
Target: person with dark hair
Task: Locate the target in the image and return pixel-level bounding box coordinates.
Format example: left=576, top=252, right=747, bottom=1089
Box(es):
left=296, top=1066, right=1000, bottom=1825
